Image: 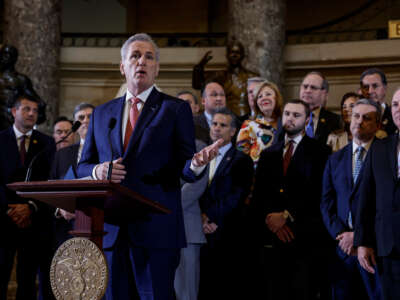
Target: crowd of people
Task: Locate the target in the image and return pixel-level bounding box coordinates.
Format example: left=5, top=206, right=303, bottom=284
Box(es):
left=0, top=33, right=399, bottom=300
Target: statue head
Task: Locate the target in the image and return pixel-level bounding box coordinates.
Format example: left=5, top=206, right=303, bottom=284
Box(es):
left=0, top=45, right=18, bottom=71
left=226, top=39, right=245, bottom=67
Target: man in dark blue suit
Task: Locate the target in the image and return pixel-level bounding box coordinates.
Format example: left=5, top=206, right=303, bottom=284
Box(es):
left=252, top=99, right=331, bottom=300
left=198, top=108, right=254, bottom=300
left=321, top=98, right=382, bottom=300
left=0, top=92, right=55, bottom=299
left=355, top=88, right=400, bottom=300
left=77, top=33, right=221, bottom=300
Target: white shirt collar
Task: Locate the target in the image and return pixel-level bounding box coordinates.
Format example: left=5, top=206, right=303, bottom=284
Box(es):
left=126, top=85, right=154, bottom=104
left=204, top=111, right=213, bottom=127
left=13, top=124, right=33, bottom=139
left=352, top=139, right=373, bottom=154
left=218, top=142, right=232, bottom=157
left=284, top=132, right=303, bottom=146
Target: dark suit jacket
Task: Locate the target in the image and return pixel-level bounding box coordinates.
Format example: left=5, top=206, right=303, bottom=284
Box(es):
left=354, top=135, right=400, bottom=257
left=321, top=142, right=374, bottom=240
left=381, top=104, right=396, bottom=136
left=50, top=143, right=79, bottom=180
left=193, top=112, right=211, bottom=145
left=78, top=88, right=198, bottom=249
left=0, top=127, right=55, bottom=235
left=315, top=107, right=342, bottom=145
left=200, top=146, right=254, bottom=245
left=252, top=135, right=331, bottom=249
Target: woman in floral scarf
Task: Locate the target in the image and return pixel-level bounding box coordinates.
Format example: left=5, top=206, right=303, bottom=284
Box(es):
left=236, top=80, right=283, bottom=165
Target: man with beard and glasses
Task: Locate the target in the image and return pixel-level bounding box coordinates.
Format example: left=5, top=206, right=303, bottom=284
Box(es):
left=252, top=99, right=332, bottom=300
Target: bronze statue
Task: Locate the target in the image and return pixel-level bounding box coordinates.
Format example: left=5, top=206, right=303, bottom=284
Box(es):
left=192, top=40, right=258, bottom=117
left=0, top=44, right=46, bottom=130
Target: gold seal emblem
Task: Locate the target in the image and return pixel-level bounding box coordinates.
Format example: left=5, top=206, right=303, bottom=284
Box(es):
left=50, top=237, right=108, bottom=300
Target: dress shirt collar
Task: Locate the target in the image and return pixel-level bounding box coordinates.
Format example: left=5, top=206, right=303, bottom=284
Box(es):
left=312, top=106, right=321, bottom=120
left=352, top=139, right=373, bottom=155
left=204, top=111, right=213, bottom=127
left=284, top=132, right=303, bottom=146
left=218, top=142, right=232, bottom=158
left=13, top=124, right=33, bottom=139
left=126, top=85, right=154, bottom=104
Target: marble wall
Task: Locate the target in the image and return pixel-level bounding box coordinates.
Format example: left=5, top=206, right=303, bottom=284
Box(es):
left=60, top=39, right=400, bottom=118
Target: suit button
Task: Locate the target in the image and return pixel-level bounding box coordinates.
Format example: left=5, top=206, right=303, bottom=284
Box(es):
left=280, top=189, right=284, bottom=193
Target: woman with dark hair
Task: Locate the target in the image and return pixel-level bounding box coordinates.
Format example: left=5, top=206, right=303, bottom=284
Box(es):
left=326, top=92, right=360, bottom=152
left=236, top=80, right=282, bottom=164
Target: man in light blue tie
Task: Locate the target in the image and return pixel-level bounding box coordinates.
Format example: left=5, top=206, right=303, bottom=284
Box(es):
left=300, top=71, right=341, bottom=143
left=321, top=98, right=382, bottom=300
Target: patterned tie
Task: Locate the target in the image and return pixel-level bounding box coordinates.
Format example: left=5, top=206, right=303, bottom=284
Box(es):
left=349, top=146, right=364, bottom=228
left=124, top=97, right=141, bottom=151
left=20, top=135, right=27, bottom=165
left=353, top=146, right=364, bottom=183
left=305, top=112, right=314, bottom=138
left=283, top=140, right=294, bottom=176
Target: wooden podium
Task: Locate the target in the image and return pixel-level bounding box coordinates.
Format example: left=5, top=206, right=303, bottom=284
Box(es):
left=7, top=179, right=170, bottom=248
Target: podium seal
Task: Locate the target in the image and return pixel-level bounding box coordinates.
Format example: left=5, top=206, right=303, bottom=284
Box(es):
left=50, top=237, right=108, bottom=300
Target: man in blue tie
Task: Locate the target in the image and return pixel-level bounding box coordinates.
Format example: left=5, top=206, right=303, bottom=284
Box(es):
left=299, top=71, right=341, bottom=144
left=321, top=98, right=382, bottom=300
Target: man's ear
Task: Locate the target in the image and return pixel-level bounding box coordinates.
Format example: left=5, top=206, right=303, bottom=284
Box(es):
left=11, top=107, right=17, bottom=119
left=120, top=61, right=125, bottom=76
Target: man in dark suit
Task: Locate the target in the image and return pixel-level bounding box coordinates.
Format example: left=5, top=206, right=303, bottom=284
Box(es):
left=355, top=88, right=400, bottom=300
left=360, top=67, right=396, bottom=136
left=300, top=71, right=341, bottom=144
left=321, top=98, right=382, bottom=300
left=77, top=33, right=221, bottom=300
left=199, top=108, right=254, bottom=300
left=193, top=81, right=226, bottom=144
left=252, top=99, right=331, bottom=300
left=0, top=92, right=55, bottom=299
left=50, top=103, right=94, bottom=248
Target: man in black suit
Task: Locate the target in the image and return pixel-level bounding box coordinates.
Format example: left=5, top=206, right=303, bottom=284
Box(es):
left=355, top=88, right=400, bottom=300
left=193, top=81, right=226, bottom=144
left=0, top=92, right=55, bottom=299
left=321, top=98, right=382, bottom=300
left=360, top=67, right=396, bottom=136
left=50, top=103, right=94, bottom=247
left=199, top=108, right=254, bottom=300
left=252, top=99, right=331, bottom=300
left=300, top=71, right=341, bottom=144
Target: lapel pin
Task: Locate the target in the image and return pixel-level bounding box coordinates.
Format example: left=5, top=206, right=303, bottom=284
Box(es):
left=320, top=118, right=326, bottom=123
left=33, top=139, right=38, bottom=144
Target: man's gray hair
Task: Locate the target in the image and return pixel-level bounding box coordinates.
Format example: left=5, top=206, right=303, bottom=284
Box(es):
left=121, top=33, right=160, bottom=62
left=176, top=90, right=199, bottom=105
left=354, top=98, right=382, bottom=123
left=212, top=107, right=238, bottom=129
left=73, top=102, right=95, bottom=119
left=247, top=77, right=266, bottom=86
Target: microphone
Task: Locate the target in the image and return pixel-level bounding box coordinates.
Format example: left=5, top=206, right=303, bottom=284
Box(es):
left=25, top=121, right=82, bottom=182
left=106, top=118, right=117, bottom=180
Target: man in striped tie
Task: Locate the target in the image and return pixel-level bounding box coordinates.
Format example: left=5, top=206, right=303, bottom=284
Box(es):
left=321, top=98, right=382, bottom=300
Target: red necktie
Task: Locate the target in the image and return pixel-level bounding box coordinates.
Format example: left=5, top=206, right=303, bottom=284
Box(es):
left=20, top=135, right=27, bottom=165
left=282, top=140, right=294, bottom=176
left=124, top=97, right=141, bottom=151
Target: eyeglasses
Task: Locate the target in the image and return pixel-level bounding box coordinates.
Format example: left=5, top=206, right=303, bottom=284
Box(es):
left=207, top=93, right=225, bottom=98
left=301, top=84, right=323, bottom=91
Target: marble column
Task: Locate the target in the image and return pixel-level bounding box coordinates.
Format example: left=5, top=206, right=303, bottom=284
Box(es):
left=4, top=0, right=61, bottom=133
left=229, top=0, right=286, bottom=90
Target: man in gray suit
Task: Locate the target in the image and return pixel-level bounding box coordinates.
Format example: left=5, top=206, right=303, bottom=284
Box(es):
left=174, top=139, right=208, bottom=300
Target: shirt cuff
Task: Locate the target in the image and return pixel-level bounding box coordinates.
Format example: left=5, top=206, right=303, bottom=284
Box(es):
left=92, top=165, right=99, bottom=180
left=283, top=209, right=295, bottom=222
left=27, top=200, right=38, bottom=212
left=190, top=161, right=206, bottom=176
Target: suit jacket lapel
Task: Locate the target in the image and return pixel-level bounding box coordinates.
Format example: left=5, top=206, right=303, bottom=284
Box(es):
left=214, top=146, right=235, bottom=178
left=109, top=97, right=125, bottom=157
left=125, top=88, right=162, bottom=155
left=7, top=127, right=20, bottom=166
